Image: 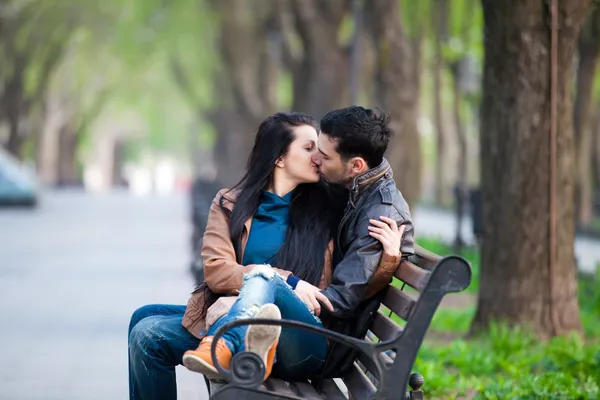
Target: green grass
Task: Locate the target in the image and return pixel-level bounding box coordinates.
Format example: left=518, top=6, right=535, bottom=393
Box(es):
left=402, top=238, right=600, bottom=399
left=415, top=326, right=600, bottom=399
left=589, top=217, right=600, bottom=232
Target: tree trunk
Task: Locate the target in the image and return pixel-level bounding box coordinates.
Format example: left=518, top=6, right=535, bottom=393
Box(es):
left=111, top=139, right=125, bottom=187
left=3, top=60, right=26, bottom=158
left=287, top=0, right=349, bottom=118
left=56, top=123, right=80, bottom=186
left=209, top=108, right=260, bottom=187
left=433, top=0, right=450, bottom=206
left=206, top=0, right=279, bottom=186
left=450, top=64, right=469, bottom=248
left=5, top=111, right=23, bottom=158
left=369, top=0, right=421, bottom=208
left=591, top=107, right=600, bottom=203
left=593, top=107, right=600, bottom=192
left=574, top=7, right=600, bottom=227
left=472, top=0, right=590, bottom=338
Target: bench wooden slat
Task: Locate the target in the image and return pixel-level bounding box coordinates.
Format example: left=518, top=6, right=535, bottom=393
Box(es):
left=289, top=382, right=321, bottom=399
left=411, top=244, right=441, bottom=270
left=342, top=362, right=376, bottom=399
left=395, top=260, right=430, bottom=291
left=370, top=311, right=402, bottom=342
left=264, top=378, right=298, bottom=397
left=356, top=348, right=377, bottom=375
left=319, top=379, right=347, bottom=400
left=382, top=285, right=416, bottom=321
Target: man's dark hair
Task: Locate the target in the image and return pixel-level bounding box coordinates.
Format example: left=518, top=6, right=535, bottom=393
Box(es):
left=320, top=106, right=394, bottom=168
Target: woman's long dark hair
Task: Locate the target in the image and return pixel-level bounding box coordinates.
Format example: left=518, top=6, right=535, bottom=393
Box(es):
left=195, top=113, right=342, bottom=317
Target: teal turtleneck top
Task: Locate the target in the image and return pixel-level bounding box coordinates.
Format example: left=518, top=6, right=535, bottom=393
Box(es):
left=242, top=190, right=300, bottom=288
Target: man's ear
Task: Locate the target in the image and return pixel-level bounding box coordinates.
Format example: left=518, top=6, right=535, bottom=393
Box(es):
left=349, top=157, right=368, bottom=174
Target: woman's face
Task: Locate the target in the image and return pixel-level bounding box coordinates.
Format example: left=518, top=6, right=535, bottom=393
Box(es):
left=279, top=124, right=320, bottom=184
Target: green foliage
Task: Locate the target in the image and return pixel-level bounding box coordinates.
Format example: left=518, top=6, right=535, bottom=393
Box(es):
left=429, top=306, right=474, bottom=333
left=410, top=238, right=600, bottom=398
left=415, top=326, right=600, bottom=399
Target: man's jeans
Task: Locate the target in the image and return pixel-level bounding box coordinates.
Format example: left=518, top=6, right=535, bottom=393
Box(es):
left=208, top=267, right=328, bottom=381
left=128, top=304, right=199, bottom=400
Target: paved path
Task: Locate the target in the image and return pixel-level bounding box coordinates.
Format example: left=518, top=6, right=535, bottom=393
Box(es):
left=0, top=190, right=208, bottom=400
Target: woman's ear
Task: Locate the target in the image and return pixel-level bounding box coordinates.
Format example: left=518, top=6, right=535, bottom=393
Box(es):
left=275, top=156, right=285, bottom=168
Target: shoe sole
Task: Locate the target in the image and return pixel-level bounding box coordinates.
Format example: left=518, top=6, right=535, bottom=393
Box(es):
left=182, top=352, right=222, bottom=381
left=244, top=304, right=281, bottom=374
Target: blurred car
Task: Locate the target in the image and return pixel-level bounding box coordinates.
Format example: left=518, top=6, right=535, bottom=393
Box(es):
left=0, top=147, right=38, bottom=207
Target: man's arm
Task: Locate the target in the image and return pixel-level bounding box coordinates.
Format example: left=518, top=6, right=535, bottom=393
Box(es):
left=320, top=208, right=400, bottom=318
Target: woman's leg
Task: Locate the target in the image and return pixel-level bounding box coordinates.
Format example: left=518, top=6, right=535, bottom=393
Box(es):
left=266, top=281, right=328, bottom=381
left=128, top=305, right=198, bottom=400
left=207, top=267, right=327, bottom=380
left=206, top=266, right=284, bottom=353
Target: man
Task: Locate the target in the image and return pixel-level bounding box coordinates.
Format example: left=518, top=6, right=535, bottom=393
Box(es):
left=127, top=106, right=414, bottom=398
left=309, top=106, right=414, bottom=377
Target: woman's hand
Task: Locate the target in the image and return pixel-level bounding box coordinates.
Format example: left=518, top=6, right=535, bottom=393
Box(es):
left=368, top=216, right=405, bottom=257
left=206, top=296, right=238, bottom=328
left=294, top=280, right=334, bottom=316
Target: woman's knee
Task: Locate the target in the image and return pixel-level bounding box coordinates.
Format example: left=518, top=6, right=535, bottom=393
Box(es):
left=240, top=267, right=284, bottom=294
left=245, top=265, right=283, bottom=281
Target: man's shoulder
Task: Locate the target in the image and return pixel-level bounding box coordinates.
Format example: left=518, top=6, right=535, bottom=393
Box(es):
left=360, top=180, right=411, bottom=220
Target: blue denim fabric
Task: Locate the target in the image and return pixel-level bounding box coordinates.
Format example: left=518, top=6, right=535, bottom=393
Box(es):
left=128, top=304, right=199, bottom=400
left=208, top=269, right=328, bottom=381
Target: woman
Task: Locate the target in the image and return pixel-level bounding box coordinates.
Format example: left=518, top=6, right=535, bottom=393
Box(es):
left=180, top=112, right=403, bottom=382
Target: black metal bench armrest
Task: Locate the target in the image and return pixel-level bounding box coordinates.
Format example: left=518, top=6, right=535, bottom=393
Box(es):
left=210, top=318, right=384, bottom=389
left=208, top=255, right=472, bottom=397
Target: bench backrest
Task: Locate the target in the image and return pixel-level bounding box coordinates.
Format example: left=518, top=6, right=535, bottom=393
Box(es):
left=342, top=244, right=471, bottom=399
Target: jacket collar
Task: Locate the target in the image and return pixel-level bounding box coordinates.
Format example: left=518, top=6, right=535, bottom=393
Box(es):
left=348, top=158, right=393, bottom=207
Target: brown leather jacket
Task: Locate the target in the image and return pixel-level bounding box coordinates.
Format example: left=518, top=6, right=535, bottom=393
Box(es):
left=182, top=189, right=401, bottom=339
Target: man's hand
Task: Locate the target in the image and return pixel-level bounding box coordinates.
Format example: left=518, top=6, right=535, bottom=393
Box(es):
left=206, top=296, right=237, bottom=328
left=294, top=280, right=334, bottom=316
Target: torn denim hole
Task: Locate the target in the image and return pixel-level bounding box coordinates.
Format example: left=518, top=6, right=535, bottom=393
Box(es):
left=244, top=264, right=283, bottom=281
left=309, top=311, right=322, bottom=324
left=234, top=304, right=261, bottom=320
left=242, top=264, right=322, bottom=324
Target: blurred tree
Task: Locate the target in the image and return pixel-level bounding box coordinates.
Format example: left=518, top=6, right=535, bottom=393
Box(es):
left=593, top=104, right=600, bottom=197
left=432, top=0, right=450, bottom=206
left=276, top=0, right=350, bottom=118
left=38, top=31, right=118, bottom=185
left=168, top=0, right=280, bottom=185
left=368, top=0, right=421, bottom=207
left=447, top=0, right=478, bottom=217
left=574, top=5, right=600, bottom=227
left=207, top=0, right=280, bottom=185
left=472, top=0, right=590, bottom=337
left=0, top=0, right=77, bottom=159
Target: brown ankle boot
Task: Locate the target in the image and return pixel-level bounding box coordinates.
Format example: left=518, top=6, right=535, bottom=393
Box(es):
left=183, top=336, right=232, bottom=380
left=244, top=304, right=281, bottom=381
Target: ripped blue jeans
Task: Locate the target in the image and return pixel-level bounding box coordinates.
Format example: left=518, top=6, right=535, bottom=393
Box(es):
left=208, top=266, right=328, bottom=381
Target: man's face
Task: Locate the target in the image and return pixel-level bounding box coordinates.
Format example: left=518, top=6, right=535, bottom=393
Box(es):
left=312, top=133, right=353, bottom=185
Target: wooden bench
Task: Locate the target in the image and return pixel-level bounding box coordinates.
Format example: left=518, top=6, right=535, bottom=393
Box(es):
left=206, top=245, right=472, bottom=399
